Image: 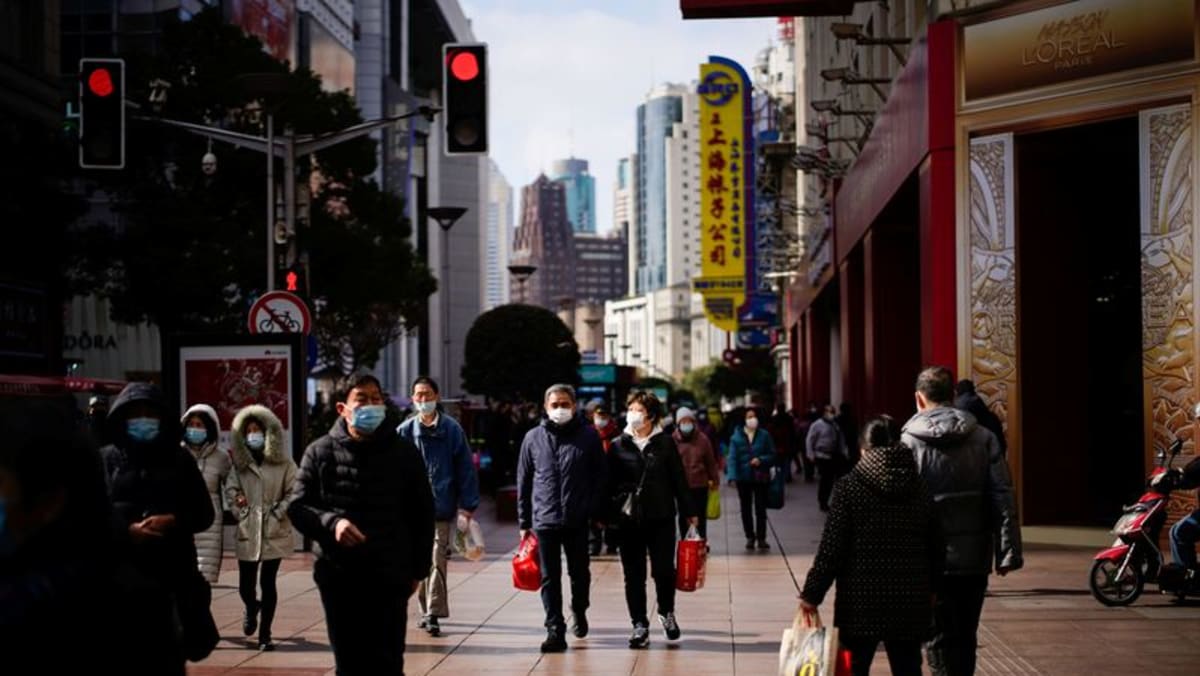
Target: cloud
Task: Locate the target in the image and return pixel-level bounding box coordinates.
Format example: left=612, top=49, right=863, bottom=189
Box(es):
left=462, top=1, right=778, bottom=233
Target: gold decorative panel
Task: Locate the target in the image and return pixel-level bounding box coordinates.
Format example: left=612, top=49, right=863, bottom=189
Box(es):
left=1140, top=104, right=1194, bottom=456
left=968, top=134, right=1017, bottom=438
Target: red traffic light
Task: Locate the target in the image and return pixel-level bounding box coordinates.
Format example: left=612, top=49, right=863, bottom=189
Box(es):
left=88, top=68, right=115, bottom=97
left=286, top=270, right=298, bottom=292
left=449, top=51, right=480, bottom=81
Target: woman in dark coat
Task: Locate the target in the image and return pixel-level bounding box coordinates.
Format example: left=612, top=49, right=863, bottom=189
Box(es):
left=799, top=416, right=943, bottom=676
left=607, top=391, right=696, bottom=649
left=100, top=382, right=215, bottom=675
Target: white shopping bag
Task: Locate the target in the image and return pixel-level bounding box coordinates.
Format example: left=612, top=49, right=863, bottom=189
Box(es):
left=454, top=513, right=486, bottom=562
left=778, top=608, right=838, bottom=676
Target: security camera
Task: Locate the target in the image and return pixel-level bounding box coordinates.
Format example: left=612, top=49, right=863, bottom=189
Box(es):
left=201, top=152, right=217, bottom=176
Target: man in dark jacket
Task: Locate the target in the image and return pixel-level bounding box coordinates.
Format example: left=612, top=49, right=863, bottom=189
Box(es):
left=517, top=383, right=607, bottom=653
left=100, top=382, right=216, bottom=675
left=902, top=367, right=1023, bottom=676
left=289, top=374, right=435, bottom=676
left=954, top=380, right=1007, bottom=455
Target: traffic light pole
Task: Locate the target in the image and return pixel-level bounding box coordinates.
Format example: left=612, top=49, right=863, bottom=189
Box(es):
left=266, top=113, right=275, bottom=292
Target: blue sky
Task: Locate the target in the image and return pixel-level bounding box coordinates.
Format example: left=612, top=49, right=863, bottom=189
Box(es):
left=460, top=1, right=778, bottom=232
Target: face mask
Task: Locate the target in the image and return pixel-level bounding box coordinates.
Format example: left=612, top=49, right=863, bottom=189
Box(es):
left=745, top=417, right=759, bottom=430
left=547, top=408, right=574, bottom=425
left=350, top=405, right=387, bottom=434
left=127, top=417, right=161, bottom=443
left=679, top=422, right=695, bottom=435
left=184, top=427, right=208, bottom=446
left=626, top=411, right=645, bottom=428
left=246, top=432, right=266, bottom=451
left=594, top=416, right=609, bottom=428
left=824, top=413, right=835, bottom=421
left=415, top=401, right=437, bottom=416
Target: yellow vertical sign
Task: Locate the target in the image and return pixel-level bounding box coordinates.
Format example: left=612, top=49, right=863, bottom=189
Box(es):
left=694, top=61, right=746, bottom=332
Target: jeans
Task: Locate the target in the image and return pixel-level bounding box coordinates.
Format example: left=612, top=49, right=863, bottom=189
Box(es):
left=315, top=560, right=410, bottom=676
left=926, top=575, right=988, bottom=676
left=736, top=480, right=768, bottom=541
left=679, top=486, right=710, bottom=541
left=619, top=518, right=678, bottom=626
left=535, top=526, right=591, bottom=633
left=841, top=635, right=923, bottom=676
left=238, top=558, right=282, bottom=639
left=1170, top=509, right=1200, bottom=569
left=418, top=521, right=452, bottom=618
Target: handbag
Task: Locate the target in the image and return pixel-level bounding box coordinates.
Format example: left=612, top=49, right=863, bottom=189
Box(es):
left=706, top=487, right=721, bottom=520
left=778, top=608, right=844, bottom=676
left=617, top=452, right=653, bottom=521
left=174, top=567, right=220, bottom=662
left=675, top=525, right=707, bottom=592
left=512, top=532, right=542, bottom=591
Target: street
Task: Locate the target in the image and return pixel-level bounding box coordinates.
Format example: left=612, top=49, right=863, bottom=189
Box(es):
left=184, top=479, right=1200, bottom=676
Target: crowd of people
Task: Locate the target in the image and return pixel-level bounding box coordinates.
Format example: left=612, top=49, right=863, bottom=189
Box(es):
left=0, top=365, right=1031, bottom=676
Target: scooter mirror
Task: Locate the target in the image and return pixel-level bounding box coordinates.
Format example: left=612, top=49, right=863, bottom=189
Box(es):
left=1169, top=438, right=1184, bottom=458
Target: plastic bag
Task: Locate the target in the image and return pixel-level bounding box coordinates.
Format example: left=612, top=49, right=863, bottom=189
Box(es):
left=778, top=608, right=841, bottom=676
left=454, top=513, right=486, bottom=562
left=706, top=487, right=721, bottom=519
left=675, top=525, right=707, bottom=592
left=511, top=532, right=542, bottom=591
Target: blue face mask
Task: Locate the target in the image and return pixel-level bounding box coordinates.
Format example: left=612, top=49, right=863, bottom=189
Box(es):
left=415, top=401, right=437, bottom=416
left=350, top=405, right=387, bottom=434
left=127, top=417, right=161, bottom=443
left=246, top=432, right=266, bottom=451
left=184, top=427, right=208, bottom=446
left=679, top=423, right=696, bottom=435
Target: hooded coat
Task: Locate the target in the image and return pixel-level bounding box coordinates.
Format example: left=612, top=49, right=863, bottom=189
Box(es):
left=801, top=445, right=943, bottom=640
left=181, top=404, right=232, bottom=582
left=902, top=406, right=1023, bottom=576
left=227, top=405, right=297, bottom=562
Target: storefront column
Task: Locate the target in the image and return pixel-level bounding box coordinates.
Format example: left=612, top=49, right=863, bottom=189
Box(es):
left=839, top=245, right=865, bottom=412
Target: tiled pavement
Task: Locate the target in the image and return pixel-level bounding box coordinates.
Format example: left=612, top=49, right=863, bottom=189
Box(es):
left=188, top=479, right=1200, bottom=675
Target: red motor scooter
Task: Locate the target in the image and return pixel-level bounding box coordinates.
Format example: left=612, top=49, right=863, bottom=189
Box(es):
left=1089, top=438, right=1200, bottom=606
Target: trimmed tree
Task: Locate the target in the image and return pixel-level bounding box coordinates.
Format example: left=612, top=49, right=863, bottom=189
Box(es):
left=462, top=305, right=581, bottom=402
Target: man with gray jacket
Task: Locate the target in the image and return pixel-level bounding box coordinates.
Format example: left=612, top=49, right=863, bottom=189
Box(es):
left=902, top=366, right=1022, bottom=676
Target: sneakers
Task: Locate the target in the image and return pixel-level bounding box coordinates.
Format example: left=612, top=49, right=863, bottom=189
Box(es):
left=570, top=612, right=589, bottom=638
left=659, top=612, right=681, bottom=641
left=257, top=638, right=275, bottom=652
left=541, top=629, right=568, bottom=653
left=242, top=602, right=258, bottom=637
left=424, top=616, right=441, bottom=637
left=756, top=539, right=770, bottom=551
left=628, top=623, right=650, bottom=649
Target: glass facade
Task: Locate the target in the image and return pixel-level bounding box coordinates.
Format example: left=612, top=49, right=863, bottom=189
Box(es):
left=635, top=94, right=682, bottom=294
left=550, top=158, right=596, bottom=234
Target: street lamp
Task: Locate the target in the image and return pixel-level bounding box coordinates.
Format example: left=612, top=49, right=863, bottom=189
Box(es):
left=830, top=22, right=911, bottom=66
left=429, top=206, right=468, bottom=395
left=604, top=331, right=618, bottom=363
left=507, top=264, right=537, bottom=304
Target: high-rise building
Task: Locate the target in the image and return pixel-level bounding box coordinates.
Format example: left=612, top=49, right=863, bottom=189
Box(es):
left=614, top=154, right=638, bottom=295
left=665, top=88, right=701, bottom=287
left=485, top=159, right=513, bottom=309
left=510, top=175, right=576, bottom=310
left=550, top=157, right=596, bottom=234
left=573, top=232, right=627, bottom=305
left=634, top=84, right=686, bottom=295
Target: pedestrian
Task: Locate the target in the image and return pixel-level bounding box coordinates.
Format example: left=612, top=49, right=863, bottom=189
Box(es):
left=727, top=407, right=776, bottom=551
left=86, top=394, right=110, bottom=446
left=99, top=382, right=216, bottom=675
left=799, top=416, right=944, bottom=676
left=807, top=404, right=848, bottom=512
left=587, top=399, right=622, bottom=555
left=673, top=406, right=719, bottom=541
left=517, top=383, right=607, bottom=653
left=902, top=366, right=1022, bottom=676
left=953, top=380, right=1007, bottom=455
left=1163, top=404, right=1200, bottom=571
left=288, top=373, right=435, bottom=676
left=398, top=375, right=481, bottom=638
left=836, top=402, right=861, bottom=467
left=181, top=403, right=232, bottom=585
left=0, top=399, right=123, bottom=671
left=769, top=403, right=798, bottom=483
left=227, top=404, right=296, bottom=651
left=609, top=391, right=697, bottom=648
left=798, top=401, right=820, bottom=482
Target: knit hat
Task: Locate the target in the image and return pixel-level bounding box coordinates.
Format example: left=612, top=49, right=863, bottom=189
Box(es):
left=675, top=406, right=696, bottom=423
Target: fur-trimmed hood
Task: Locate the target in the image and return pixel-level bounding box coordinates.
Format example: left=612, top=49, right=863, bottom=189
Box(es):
left=230, top=404, right=287, bottom=469
left=181, top=404, right=220, bottom=453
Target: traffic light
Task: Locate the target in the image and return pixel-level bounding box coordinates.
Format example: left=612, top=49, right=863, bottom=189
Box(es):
left=79, top=58, right=125, bottom=169
left=442, top=43, right=488, bottom=155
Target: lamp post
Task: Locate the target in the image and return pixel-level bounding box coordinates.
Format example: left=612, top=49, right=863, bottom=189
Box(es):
left=507, top=264, right=537, bottom=304
left=429, top=206, right=468, bottom=395
left=604, top=331, right=618, bottom=364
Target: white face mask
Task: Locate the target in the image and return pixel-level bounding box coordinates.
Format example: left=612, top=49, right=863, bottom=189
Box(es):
left=745, top=417, right=759, bottom=430
left=627, top=411, right=645, bottom=428
left=547, top=407, right=574, bottom=425
left=594, top=416, right=609, bottom=428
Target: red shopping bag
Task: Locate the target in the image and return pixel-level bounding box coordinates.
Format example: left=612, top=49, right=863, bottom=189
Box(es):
left=675, top=526, right=706, bottom=592
left=512, top=533, right=542, bottom=592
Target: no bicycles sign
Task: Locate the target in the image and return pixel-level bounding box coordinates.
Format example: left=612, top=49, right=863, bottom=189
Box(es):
left=248, top=291, right=312, bottom=335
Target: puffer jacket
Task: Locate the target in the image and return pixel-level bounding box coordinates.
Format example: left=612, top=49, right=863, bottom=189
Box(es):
left=288, top=414, right=435, bottom=586
left=398, top=412, right=481, bottom=521
left=673, top=427, right=720, bottom=489
left=726, top=426, right=776, bottom=483
left=801, top=445, right=943, bottom=640
left=227, top=405, right=297, bottom=562
left=181, top=404, right=232, bottom=583
left=517, top=416, right=607, bottom=530
left=902, top=406, right=1023, bottom=576
left=609, top=426, right=695, bottom=522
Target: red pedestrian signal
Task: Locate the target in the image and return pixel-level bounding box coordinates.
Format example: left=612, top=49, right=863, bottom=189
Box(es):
left=286, top=270, right=298, bottom=292
left=442, top=44, right=488, bottom=155
left=79, top=58, right=125, bottom=170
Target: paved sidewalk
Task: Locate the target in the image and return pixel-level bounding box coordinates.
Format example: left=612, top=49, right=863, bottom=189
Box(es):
left=189, top=478, right=1200, bottom=675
